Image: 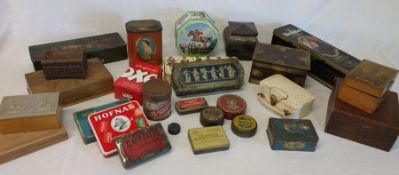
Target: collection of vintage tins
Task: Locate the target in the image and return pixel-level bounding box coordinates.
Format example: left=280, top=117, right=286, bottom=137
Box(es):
left=175, top=11, right=219, bottom=56
left=216, top=94, right=246, bottom=120
left=126, top=20, right=163, bottom=66
left=142, top=79, right=172, bottom=121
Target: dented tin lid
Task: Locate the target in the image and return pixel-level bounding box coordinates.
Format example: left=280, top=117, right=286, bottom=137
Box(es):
left=125, top=19, right=162, bottom=33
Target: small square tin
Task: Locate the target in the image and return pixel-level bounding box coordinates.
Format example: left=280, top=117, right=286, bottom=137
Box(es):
left=267, top=118, right=319, bottom=152
left=224, top=21, right=258, bottom=60
left=115, top=123, right=171, bottom=169
left=88, top=101, right=149, bottom=157
left=188, top=126, right=230, bottom=154
left=175, top=97, right=208, bottom=115
left=73, top=99, right=129, bottom=144
left=249, top=43, right=310, bottom=86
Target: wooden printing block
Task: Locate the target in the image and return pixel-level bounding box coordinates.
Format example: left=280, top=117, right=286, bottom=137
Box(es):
left=0, top=126, right=68, bottom=164
left=338, top=59, right=398, bottom=113
left=29, top=33, right=127, bottom=70
left=271, top=24, right=360, bottom=89
left=188, top=126, right=230, bottom=154
left=249, top=43, right=310, bottom=86
left=41, top=47, right=88, bottom=80
left=25, top=58, right=114, bottom=107
left=0, top=92, right=61, bottom=134
left=325, top=79, right=399, bottom=151
left=115, top=123, right=171, bottom=169
left=266, top=118, right=319, bottom=152
left=171, top=59, right=244, bottom=96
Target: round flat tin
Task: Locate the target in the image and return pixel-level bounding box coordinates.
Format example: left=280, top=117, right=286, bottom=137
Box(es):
left=217, top=94, right=246, bottom=120
left=231, top=115, right=257, bottom=138
left=200, top=106, right=224, bottom=127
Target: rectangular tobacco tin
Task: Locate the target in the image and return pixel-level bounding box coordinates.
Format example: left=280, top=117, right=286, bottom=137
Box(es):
left=175, top=97, right=208, bottom=115
left=115, top=123, right=171, bottom=169
left=88, top=101, right=149, bottom=156
left=73, top=99, right=129, bottom=144
left=188, top=126, right=230, bottom=154
left=171, top=59, right=244, bottom=96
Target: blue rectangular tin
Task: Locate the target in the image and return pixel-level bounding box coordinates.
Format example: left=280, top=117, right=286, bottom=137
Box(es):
left=266, top=118, right=319, bottom=152
left=73, top=99, right=129, bottom=144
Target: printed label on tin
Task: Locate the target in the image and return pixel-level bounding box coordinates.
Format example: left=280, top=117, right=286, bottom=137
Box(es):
left=136, top=37, right=157, bottom=61
left=177, top=98, right=206, bottom=109
left=88, top=101, right=149, bottom=156
left=177, top=23, right=218, bottom=55
left=144, top=101, right=171, bottom=120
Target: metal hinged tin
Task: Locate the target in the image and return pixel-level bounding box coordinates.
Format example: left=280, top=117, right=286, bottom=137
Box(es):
left=224, top=21, right=258, bottom=60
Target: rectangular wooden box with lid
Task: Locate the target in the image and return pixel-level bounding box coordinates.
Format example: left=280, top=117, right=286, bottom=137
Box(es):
left=25, top=58, right=114, bottom=107
left=325, top=79, right=399, bottom=151
left=338, top=59, right=398, bottom=113
left=271, top=24, right=360, bottom=89
left=257, top=74, right=315, bottom=119
left=249, top=43, right=310, bottom=86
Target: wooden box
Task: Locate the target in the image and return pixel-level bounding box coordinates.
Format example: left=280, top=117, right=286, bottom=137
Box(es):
left=266, top=118, right=319, bottom=152
left=223, top=21, right=258, bottom=60
left=338, top=60, right=398, bottom=113
left=249, top=43, right=310, bottom=86
left=0, top=92, right=61, bottom=134
left=29, top=33, right=127, bottom=70
left=41, top=47, right=88, bottom=80
left=257, top=74, right=315, bottom=119
left=0, top=126, right=68, bottom=164
left=271, top=24, right=360, bottom=89
left=25, top=58, right=114, bottom=107
left=325, top=79, right=399, bottom=151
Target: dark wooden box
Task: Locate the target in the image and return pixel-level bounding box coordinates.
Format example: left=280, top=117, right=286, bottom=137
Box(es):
left=249, top=43, right=310, bottom=86
left=29, top=33, right=127, bottom=70
left=223, top=21, right=258, bottom=60
left=325, top=79, right=399, bottom=151
left=271, top=24, right=360, bottom=89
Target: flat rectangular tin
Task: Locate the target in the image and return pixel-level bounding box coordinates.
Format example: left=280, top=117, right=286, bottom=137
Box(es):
left=188, top=126, right=230, bottom=154
left=73, top=99, right=129, bottom=144
left=171, top=59, right=244, bottom=96
left=175, top=97, right=208, bottom=115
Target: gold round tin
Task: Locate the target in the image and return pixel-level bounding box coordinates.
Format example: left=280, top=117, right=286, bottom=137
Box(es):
left=231, top=114, right=257, bottom=138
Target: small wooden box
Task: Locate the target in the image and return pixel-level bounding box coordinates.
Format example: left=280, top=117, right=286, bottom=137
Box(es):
left=249, top=43, right=310, bottom=86
left=25, top=58, right=114, bottom=107
left=41, top=47, right=88, bottom=80
left=271, top=24, right=360, bottom=89
left=325, top=79, right=399, bottom=151
left=224, top=21, right=258, bottom=60
left=266, top=118, right=319, bottom=152
left=338, top=60, right=398, bottom=113
left=257, top=74, right=315, bottom=119
left=29, top=33, right=127, bottom=70
left=0, top=92, right=61, bottom=134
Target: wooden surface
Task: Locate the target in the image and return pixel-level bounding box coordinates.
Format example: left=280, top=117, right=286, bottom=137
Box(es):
left=0, top=126, right=68, bottom=164
left=25, top=58, right=114, bottom=107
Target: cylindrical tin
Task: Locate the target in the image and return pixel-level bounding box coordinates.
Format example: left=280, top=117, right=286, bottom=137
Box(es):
left=142, top=79, right=172, bottom=121
left=216, top=94, right=246, bottom=120
left=231, top=115, right=257, bottom=138
left=125, top=19, right=162, bottom=66
left=200, top=106, right=224, bottom=127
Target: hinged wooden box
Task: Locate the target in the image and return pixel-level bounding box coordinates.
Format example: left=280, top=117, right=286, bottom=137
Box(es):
left=223, top=21, right=258, bottom=60
left=271, top=24, right=360, bottom=89
left=257, top=74, right=315, bottom=119
left=249, top=43, right=310, bottom=86
left=338, top=59, right=398, bottom=113
left=325, top=79, right=399, bottom=151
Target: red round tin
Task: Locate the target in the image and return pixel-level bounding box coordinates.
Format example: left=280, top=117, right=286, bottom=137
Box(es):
left=142, top=79, right=172, bottom=121
left=216, top=94, right=246, bottom=120
left=125, top=20, right=162, bottom=66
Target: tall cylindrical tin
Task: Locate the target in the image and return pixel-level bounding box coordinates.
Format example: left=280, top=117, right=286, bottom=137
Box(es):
left=142, top=79, right=172, bottom=121
left=125, top=20, right=162, bottom=66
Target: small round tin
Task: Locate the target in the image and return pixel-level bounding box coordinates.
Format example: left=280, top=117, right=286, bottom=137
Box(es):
left=216, top=94, right=246, bottom=120
left=125, top=19, right=162, bottom=66
left=200, top=106, right=224, bottom=127
left=168, top=122, right=181, bottom=135
left=142, top=79, right=172, bottom=121
left=231, top=115, right=257, bottom=138
left=175, top=11, right=218, bottom=56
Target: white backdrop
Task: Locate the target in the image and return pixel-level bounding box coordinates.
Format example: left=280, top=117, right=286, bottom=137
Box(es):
left=1, top=0, right=399, bottom=175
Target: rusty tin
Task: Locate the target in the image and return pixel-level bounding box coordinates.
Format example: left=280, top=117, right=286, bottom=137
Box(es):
left=126, top=20, right=162, bottom=66
left=231, top=115, right=257, bottom=138
left=175, top=97, right=208, bottom=115
left=216, top=94, right=247, bottom=120
left=115, top=123, right=171, bottom=169
left=142, top=79, right=172, bottom=121
left=224, top=21, right=258, bottom=60
left=171, top=59, right=244, bottom=96
left=200, top=106, right=224, bottom=127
